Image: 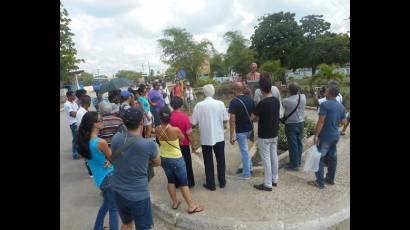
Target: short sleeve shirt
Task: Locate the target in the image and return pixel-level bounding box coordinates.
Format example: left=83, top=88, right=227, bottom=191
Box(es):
left=318, top=99, right=346, bottom=142
left=191, top=97, right=229, bottom=146
left=170, top=111, right=192, bottom=146
left=253, top=97, right=280, bottom=138
left=228, top=95, right=254, bottom=133
left=148, top=89, right=165, bottom=112
left=111, top=133, right=158, bottom=202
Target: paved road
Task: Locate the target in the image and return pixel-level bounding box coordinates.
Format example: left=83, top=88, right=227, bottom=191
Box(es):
left=60, top=111, right=181, bottom=230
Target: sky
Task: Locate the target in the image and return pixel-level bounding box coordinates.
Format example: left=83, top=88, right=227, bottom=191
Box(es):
left=62, top=0, right=350, bottom=77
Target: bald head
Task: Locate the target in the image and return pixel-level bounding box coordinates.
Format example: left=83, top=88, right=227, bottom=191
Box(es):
left=233, top=82, right=244, bottom=95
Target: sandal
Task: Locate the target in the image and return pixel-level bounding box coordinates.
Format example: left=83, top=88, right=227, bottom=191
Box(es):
left=172, top=200, right=182, bottom=210
left=188, top=206, right=204, bottom=214
left=307, top=180, right=324, bottom=189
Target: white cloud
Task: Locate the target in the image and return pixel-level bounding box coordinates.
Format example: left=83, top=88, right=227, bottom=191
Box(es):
left=62, top=0, right=350, bottom=76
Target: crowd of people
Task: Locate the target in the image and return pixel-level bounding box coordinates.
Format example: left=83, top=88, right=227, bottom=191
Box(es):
left=63, top=63, right=350, bottom=229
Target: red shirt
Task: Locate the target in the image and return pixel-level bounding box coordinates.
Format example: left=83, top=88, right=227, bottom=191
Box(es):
left=173, top=85, right=182, bottom=97
left=170, top=111, right=192, bottom=146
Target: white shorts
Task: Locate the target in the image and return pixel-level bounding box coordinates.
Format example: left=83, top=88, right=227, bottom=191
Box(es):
left=144, top=111, right=153, bottom=126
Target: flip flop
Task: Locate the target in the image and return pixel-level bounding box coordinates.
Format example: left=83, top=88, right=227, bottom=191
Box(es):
left=172, top=200, right=182, bottom=210
left=188, top=206, right=204, bottom=214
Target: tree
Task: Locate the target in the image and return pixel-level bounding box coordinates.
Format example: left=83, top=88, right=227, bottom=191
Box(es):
left=300, top=15, right=331, bottom=40
left=309, top=64, right=347, bottom=86
left=60, top=3, right=84, bottom=82
left=115, top=70, right=143, bottom=82
left=260, top=60, right=287, bottom=84
left=250, top=12, right=303, bottom=68
left=158, top=27, right=212, bottom=83
left=292, top=15, right=349, bottom=74
left=224, top=31, right=256, bottom=76
left=304, top=33, right=350, bottom=74
left=78, top=72, right=94, bottom=86
left=209, top=48, right=227, bottom=78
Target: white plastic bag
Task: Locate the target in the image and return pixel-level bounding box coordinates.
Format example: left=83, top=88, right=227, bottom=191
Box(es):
left=303, top=146, right=322, bottom=172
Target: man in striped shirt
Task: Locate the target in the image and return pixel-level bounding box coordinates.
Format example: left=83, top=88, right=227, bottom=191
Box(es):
left=98, top=103, right=126, bottom=146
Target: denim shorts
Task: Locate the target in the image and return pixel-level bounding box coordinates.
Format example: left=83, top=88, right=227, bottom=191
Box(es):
left=161, top=157, right=189, bottom=187
left=114, top=192, right=153, bottom=230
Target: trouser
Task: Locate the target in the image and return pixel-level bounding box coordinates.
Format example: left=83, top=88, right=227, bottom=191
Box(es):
left=315, top=138, right=339, bottom=187
left=258, top=137, right=279, bottom=188
left=69, top=123, right=78, bottom=158
left=236, top=131, right=252, bottom=177
left=202, top=141, right=226, bottom=189
left=181, top=145, right=195, bottom=187
left=285, top=122, right=304, bottom=168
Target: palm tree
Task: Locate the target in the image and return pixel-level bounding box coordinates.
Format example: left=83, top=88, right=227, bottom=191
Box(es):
left=309, top=64, right=346, bottom=86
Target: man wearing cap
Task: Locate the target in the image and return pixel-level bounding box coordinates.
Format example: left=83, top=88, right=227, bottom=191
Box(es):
left=63, top=90, right=80, bottom=159
left=119, top=90, right=134, bottom=113
left=148, top=81, right=165, bottom=127
left=111, top=108, right=161, bottom=230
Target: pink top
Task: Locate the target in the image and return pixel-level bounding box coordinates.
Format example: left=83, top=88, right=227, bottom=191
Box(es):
left=170, top=111, right=192, bottom=146
left=174, top=85, right=182, bottom=97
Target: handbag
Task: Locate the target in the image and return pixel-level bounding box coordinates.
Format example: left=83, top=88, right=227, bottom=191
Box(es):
left=109, top=134, right=155, bottom=182
left=234, top=97, right=255, bottom=142
left=280, top=94, right=301, bottom=124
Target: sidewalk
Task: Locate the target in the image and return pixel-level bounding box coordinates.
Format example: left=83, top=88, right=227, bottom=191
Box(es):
left=149, top=109, right=349, bottom=229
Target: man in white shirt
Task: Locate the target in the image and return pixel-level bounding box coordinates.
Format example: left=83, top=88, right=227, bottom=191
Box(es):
left=75, top=95, right=94, bottom=177
left=76, top=95, right=91, bottom=128
left=191, top=84, right=229, bottom=191
left=64, top=91, right=80, bottom=159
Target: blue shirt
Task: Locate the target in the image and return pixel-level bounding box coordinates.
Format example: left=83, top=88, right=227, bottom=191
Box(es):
left=318, top=99, right=346, bottom=142
left=148, top=89, right=165, bottom=112
left=111, top=132, right=158, bottom=202
left=87, top=137, right=114, bottom=188
left=138, top=96, right=150, bottom=112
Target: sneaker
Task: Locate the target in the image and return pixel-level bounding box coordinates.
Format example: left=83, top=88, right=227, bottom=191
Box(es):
left=236, top=175, right=251, bottom=180
left=324, top=179, right=335, bottom=185
left=219, top=182, right=226, bottom=188
left=73, top=154, right=80, bottom=160
left=272, top=182, right=277, bottom=187
left=89, top=175, right=94, bottom=178
left=253, top=184, right=272, bottom=191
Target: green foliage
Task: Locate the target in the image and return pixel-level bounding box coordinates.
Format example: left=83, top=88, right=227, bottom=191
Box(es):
left=260, top=60, right=287, bottom=83
left=115, top=70, right=143, bottom=82
left=278, top=118, right=316, bottom=151
left=251, top=12, right=303, bottom=68
left=195, top=78, right=219, bottom=87
left=300, top=15, right=331, bottom=40
left=60, top=3, right=84, bottom=81
left=224, top=31, right=256, bottom=75
left=210, top=49, right=227, bottom=77
left=310, top=64, right=347, bottom=86
left=158, top=27, right=212, bottom=84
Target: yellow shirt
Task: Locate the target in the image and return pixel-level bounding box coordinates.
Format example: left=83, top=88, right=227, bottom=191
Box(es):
left=159, top=139, right=182, bottom=158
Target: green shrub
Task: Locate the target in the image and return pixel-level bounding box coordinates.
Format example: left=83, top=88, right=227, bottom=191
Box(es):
left=195, top=78, right=220, bottom=87
left=277, top=118, right=316, bottom=151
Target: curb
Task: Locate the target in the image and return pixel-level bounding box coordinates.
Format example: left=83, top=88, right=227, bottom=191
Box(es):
left=152, top=195, right=349, bottom=230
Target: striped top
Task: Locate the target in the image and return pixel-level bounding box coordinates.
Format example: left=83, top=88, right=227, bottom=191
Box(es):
left=98, top=115, right=124, bottom=146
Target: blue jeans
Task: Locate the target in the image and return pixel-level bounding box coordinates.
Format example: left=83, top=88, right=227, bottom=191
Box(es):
left=237, top=131, right=252, bottom=177
left=94, top=172, right=119, bottom=230
left=315, top=139, right=339, bottom=187
left=285, top=122, right=304, bottom=168
left=114, top=193, right=153, bottom=230
left=161, top=157, right=189, bottom=187
left=69, top=123, right=78, bottom=158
